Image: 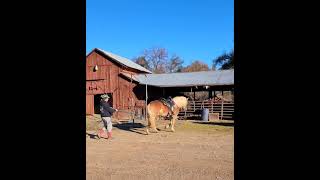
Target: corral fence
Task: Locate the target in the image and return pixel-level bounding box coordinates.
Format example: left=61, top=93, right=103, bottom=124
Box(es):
left=87, top=99, right=234, bottom=122
left=178, top=100, right=234, bottom=120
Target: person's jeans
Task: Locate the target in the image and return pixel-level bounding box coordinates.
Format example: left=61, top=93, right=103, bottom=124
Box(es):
left=101, top=117, right=112, bottom=132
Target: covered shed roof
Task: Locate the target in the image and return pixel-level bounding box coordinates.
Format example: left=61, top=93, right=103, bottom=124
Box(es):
left=133, top=69, right=234, bottom=87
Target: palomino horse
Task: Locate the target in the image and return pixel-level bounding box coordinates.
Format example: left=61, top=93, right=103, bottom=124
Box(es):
left=146, top=96, right=188, bottom=134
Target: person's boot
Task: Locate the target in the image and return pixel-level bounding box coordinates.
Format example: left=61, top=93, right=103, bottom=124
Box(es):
left=102, top=131, right=109, bottom=139
left=97, top=129, right=104, bottom=139
left=107, top=132, right=114, bottom=140
left=97, top=129, right=108, bottom=139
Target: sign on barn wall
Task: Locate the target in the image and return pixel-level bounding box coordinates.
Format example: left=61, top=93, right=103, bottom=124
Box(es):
left=86, top=80, right=106, bottom=94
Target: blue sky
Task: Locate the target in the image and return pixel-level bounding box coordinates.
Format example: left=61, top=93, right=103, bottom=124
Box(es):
left=86, top=0, right=233, bottom=68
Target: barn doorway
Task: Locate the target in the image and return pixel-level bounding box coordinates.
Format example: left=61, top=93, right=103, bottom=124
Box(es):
left=94, top=93, right=113, bottom=114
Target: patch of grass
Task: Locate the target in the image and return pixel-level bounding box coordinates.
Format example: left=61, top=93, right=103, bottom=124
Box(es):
left=177, top=120, right=233, bottom=133
left=86, top=115, right=101, bottom=131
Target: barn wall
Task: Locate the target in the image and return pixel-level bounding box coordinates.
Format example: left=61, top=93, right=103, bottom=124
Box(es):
left=86, top=95, right=94, bottom=115
left=86, top=52, right=113, bottom=80
left=86, top=50, right=147, bottom=118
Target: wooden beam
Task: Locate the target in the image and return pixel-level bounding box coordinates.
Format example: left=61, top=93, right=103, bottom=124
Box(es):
left=130, top=73, right=135, bottom=115
left=193, top=91, right=196, bottom=101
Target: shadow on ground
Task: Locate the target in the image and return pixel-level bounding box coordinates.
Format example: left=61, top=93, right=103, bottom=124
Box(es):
left=86, top=132, right=99, bottom=139
left=113, top=122, right=147, bottom=135
left=192, top=121, right=234, bottom=127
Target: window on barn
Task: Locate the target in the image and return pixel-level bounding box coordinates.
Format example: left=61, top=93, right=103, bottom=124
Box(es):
left=93, top=65, right=98, bottom=72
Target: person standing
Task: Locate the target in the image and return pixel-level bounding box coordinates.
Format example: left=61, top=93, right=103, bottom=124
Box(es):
left=97, top=94, right=118, bottom=139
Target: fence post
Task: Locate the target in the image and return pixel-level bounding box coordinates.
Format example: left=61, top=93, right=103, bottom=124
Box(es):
left=193, top=101, right=195, bottom=112
left=221, top=99, right=224, bottom=120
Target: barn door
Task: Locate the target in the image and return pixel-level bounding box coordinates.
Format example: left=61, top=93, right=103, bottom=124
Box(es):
left=120, top=84, right=131, bottom=109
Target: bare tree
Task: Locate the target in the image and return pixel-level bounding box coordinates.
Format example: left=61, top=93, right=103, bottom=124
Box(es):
left=181, top=60, right=210, bottom=72
left=134, top=47, right=184, bottom=73
left=133, top=56, right=150, bottom=70
left=166, top=54, right=184, bottom=73
left=143, top=47, right=168, bottom=74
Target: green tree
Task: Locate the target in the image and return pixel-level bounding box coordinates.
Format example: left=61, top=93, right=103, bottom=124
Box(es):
left=213, top=50, right=234, bottom=70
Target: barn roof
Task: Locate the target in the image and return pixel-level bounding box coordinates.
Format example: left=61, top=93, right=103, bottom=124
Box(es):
left=88, top=48, right=152, bottom=73
left=133, top=69, right=234, bottom=87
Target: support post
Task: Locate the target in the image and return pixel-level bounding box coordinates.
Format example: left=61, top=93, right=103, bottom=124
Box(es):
left=145, top=75, right=148, bottom=121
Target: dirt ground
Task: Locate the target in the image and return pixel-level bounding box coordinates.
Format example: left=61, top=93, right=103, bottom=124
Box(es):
left=86, top=116, right=234, bottom=180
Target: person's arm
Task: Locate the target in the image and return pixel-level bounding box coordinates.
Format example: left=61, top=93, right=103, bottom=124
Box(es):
left=100, top=101, right=105, bottom=114
left=105, top=103, right=117, bottom=113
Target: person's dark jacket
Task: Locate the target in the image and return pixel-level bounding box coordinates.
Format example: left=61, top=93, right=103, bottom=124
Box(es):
left=100, top=100, right=116, bottom=117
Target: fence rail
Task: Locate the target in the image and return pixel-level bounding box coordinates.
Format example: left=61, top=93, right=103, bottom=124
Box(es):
left=178, top=100, right=234, bottom=120
left=117, top=100, right=234, bottom=121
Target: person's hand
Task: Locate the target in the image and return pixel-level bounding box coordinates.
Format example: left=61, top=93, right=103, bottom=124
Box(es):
left=115, top=109, right=118, bottom=112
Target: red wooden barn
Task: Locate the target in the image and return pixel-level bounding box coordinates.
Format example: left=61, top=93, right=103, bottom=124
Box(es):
left=87, top=48, right=235, bottom=120
left=86, top=48, right=151, bottom=119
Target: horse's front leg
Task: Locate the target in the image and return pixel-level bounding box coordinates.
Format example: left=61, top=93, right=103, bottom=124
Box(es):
left=165, top=123, right=171, bottom=129
left=170, top=115, right=178, bottom=132
left=165, top=115, right=173, bottom=129
left=149, top=115, right=159, bottom=133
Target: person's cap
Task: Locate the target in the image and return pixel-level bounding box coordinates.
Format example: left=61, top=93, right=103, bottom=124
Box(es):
left=101, top=94, right=110, bottom=99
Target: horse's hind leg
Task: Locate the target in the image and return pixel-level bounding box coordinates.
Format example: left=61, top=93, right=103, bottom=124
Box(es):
left=149, top=116, right=159, bottom=133
left=156, top=116, right=161, bottom=131
left=145, top=115, right=151, bottom=135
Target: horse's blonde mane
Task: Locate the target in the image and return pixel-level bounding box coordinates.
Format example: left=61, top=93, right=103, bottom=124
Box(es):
left=172, top=96, right=188, bottom=110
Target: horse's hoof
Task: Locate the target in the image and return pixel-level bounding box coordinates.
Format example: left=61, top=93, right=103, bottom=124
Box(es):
left=165, top=125, right=170, bottom=129
left=171, top=129, right=175, bottom=132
